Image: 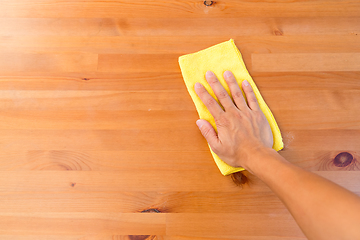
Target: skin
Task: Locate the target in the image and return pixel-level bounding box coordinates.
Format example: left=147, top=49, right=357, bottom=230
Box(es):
left=194, top=70, right=360, bottom=240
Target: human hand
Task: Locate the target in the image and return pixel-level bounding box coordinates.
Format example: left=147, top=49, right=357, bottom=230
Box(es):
left=194, top=70, right=273, bottom=170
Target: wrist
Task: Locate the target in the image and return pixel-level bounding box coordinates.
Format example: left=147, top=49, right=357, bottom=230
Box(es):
left=241, top=147, right=280, bottom=175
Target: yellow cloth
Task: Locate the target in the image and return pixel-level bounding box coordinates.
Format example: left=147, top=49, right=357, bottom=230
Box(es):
left=178, top=39, right=283, bottom=176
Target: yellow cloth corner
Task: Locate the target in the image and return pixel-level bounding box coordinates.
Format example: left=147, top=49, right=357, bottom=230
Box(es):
left=178, top=39, right=283, bottom=176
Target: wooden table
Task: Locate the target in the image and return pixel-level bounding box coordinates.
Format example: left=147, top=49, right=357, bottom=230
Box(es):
left=0, top=0, right=359, bottom=239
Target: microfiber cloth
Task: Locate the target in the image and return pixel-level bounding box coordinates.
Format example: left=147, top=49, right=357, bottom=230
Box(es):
left=178, top=39, right=283, bottom=175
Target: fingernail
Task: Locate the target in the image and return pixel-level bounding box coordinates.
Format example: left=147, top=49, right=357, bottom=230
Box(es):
left=224, top=70, right=232, bottom=78
left=196, top=120, right=203, bottom=128
left=195, top=82, right=202, bottom=89
left=243, top=80, right=249, bottom=86
left=206, top=71, right=214, bottom=78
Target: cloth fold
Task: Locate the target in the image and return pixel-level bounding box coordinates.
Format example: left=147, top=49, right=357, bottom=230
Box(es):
left=179, top=39, right=283, bottom=176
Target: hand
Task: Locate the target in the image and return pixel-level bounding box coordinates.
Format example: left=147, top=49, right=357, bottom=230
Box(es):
left=194, top=70, right=273, bottom=169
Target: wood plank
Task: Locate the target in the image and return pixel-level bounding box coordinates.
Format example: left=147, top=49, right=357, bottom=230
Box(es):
left=0, top=191, right=288, bottom=214
left=0, top=212, right=166, bottom=235
left=0, top=150, right=216, bottom=171
left=0, top=110, right=198, bottom=130
left=0, top=171, right=358, bottom=193
left=0, top=73, right=185, bottom=90
left=1, top=18, right=359, bottom=36
left=0, top=129, right=358, bottom=151
left=0, top=90, right=194, bottom=111
left=103, top=52, right=360, bottom=73
left=0, top=109, right=359, bottom=130
left=252, top=53, right=360, bottom=72
left=0, top=148, right=358, bottom=173
left=0, top=171, right=240, bottom=192
left=166, top=213, right=305, bottom=238
left=1, top=0, right=360, bottom=18
left=0, top=89, right=358, bottom=111
left=80, top=53, right=360, bottom=74
left=1, top=36, right=360, bottom=55
left=0, top=129, right=206, bottom=151
left=0, top=72, right=359, bottom=91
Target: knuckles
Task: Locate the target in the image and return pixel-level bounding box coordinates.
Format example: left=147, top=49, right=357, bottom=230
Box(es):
left=248, top=96, right=257, bottom=103
left=215, top=114, right=231, bottom=127
left=216, top=90, right=229, bottom=100
left=202, top=126, right=212, bottom=139
left=245, top=85, right=254, bottom=93
left=232, top=91, right=244, bottom=100
left=207, top=77, right=219, bottom=84
left=205, top=98, right=218, bottom=107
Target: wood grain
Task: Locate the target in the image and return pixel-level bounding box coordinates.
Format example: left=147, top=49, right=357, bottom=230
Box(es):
left=1, top=0, right=360, bottom=18
left=2, top=36, right=359, bottom=55
left=1, top=18, right=359, bottom=36
left=167, top=213, right=304, bottom=238
left=252, top=53, right=360, bottom=72
left=0, top=52, right=98, bottom=72
left=0, top=212, right=166, bottom=235
left=0, top=0, right=359, bottom=239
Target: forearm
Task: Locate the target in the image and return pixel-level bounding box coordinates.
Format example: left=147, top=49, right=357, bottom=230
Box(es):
left=245, top=148, right=360, bottom=240
left=194, top=70, right=360, bottom=239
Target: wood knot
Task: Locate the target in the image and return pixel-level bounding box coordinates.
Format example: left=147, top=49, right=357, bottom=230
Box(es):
left=317, top=151, right=359, bottom=171
left=333, top=152, right=353, bottom=167
left=204, top=0, right=214, bottom=6
left=273, top=29, right=283, bottom=36
left=128, top=235, right=156, bottom=240
left=141, top=208, right=161, bottom=213
left=231, top=171, right=248, bottom=186
left=126, top=209, right=161, bottom=239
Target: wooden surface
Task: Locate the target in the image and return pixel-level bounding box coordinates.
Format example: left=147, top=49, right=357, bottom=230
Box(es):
left=0, top=0, right=360, bottom=239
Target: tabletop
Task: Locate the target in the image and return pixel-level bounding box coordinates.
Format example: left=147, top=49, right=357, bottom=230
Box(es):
left=0, top=0, right=360, bottom=239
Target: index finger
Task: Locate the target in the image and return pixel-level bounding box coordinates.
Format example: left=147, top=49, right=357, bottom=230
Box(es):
left=194, top=82, right=224, bottom=117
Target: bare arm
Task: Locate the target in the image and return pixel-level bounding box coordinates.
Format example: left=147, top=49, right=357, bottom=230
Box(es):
left=195, top=70, right=360, bottom=240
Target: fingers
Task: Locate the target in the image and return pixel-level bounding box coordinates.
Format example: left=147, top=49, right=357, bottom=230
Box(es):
left=196, top=70, right=261, bottom=115
left=224, top=70, right=261, bottom=111
left=195, top=82, right=224, bottom=117
left=223, top=70, right=247, bottom=110
left=204, top=71, right=234, bottom=110
left=242, top=80, right=261, bottom=111
left=196, top=119, right=220, bottom=151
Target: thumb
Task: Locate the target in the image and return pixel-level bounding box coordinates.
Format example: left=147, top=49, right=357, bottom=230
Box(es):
left=196, top=119, right=219, bottom=149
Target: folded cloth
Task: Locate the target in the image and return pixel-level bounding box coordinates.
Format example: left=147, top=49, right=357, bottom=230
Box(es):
left=178, top=39, right=283, bottom=175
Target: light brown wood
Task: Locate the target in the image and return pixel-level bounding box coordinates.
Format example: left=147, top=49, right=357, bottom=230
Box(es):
left=0, top=0, right=359, bottom=239
left=252, top=53, right=360, bottom=72
left=1, top=0, right=360, bottom=18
